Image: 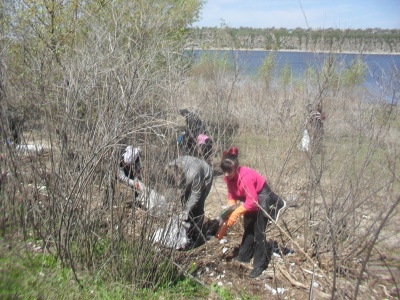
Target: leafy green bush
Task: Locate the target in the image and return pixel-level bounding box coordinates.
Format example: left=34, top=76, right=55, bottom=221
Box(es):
left=257, top=52, right=277, bottom=88
left=189, top=51, right=235, bottom=80
left=341, top=55, right=367, bottom=87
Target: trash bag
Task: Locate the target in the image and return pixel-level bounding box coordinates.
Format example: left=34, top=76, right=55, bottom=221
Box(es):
left=135, top=180, right=169, bottom=217
left=15, top=144, right=44, bottom=154
left=298, top=129, right=310, bottom=152
left=151, top=217, right=190, bottom=250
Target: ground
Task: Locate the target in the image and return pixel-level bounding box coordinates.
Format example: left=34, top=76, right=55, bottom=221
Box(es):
left=3, top=146, right=399, bottom=299
left=170, top=173, right=400, bottom=299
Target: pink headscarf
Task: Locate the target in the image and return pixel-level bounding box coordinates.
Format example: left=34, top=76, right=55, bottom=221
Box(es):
left=196, top=134, right=209, bottom=145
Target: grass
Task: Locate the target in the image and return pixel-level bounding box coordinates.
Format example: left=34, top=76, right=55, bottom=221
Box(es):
left=0, top=240, right=79, bottom=299
left=0, top=236, right=208, bottom=299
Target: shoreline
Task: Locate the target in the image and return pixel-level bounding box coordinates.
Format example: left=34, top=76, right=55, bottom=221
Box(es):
left=185, top=47, right=400, bottom=56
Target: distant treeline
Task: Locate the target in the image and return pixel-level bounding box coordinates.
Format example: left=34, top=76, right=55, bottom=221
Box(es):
left=186, top=27, right=400, bottom=53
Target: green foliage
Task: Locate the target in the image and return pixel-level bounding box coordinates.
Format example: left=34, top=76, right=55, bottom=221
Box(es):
left=341, top=55, right=367, bottom=87
left=0, top=237, right=208, bottom=299
left=303, top=65, right=318, bottom=83
left=320, top=55, right=340, bottom=92
left=257, top=52, right=277, bottom=88
left=279, top=62, right=292, bottom=87
left=143, top=278, right=208, bottom=299
left=0, top=239, right=77, bottom=299
left=2, top=0, right=204, bottom=115
left=300, top=54, right=367, bottom=92
left=189, top=51, right=235, bottom=79
left=210, top=282, right=235, bottom=299
left=104, top=239, right=178, bottom=289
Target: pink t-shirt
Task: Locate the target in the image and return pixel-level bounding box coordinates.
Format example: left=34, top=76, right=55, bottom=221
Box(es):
left=224, top=166, right=266, bottom=211
left=197, top=134, right=209, bottom=145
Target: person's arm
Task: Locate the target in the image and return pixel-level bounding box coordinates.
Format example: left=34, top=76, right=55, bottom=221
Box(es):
left=223, top=178, right=237, bottom=206
left=226, top=204, right=247, bottom=227
left=222, top=193, right=238, bottom=223
left=118, top=164, right=137, bottom=188
left=183, top=174, right=202, bottom=214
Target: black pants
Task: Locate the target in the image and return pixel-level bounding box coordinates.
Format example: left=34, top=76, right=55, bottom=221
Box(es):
left=258, top=183, right=284, bottom=220
left=238, top=210, right=269, bottom=270
left=183, top=179, right=212, bottom=245
left=237, top=183, right=283, bottom=269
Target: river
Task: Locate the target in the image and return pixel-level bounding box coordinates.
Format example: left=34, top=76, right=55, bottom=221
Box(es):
left=191, top=50, right=400, bottom=102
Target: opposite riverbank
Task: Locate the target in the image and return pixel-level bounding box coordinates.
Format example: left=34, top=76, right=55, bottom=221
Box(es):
left=185, top=47, right=400, bottom=56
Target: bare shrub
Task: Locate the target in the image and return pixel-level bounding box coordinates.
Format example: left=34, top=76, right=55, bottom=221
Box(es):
left=174, top=50, right=400, bottom=298
left=1, top=0, right=205, bottom=293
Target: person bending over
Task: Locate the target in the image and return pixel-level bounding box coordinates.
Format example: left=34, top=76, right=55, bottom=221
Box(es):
left=220, top=146, right=286, bottom=278
left=165, top=155, right=213, bottom=248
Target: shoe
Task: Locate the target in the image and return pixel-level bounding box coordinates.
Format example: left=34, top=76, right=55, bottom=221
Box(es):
left=249, top=267, right=265, bottom=278
left=235, top=256, right=251, bottom=263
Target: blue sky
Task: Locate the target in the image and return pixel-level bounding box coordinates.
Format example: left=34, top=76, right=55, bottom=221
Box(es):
left=193, top=0, right=400, bottom=29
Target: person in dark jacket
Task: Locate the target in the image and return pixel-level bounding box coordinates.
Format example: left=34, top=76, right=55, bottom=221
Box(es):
left=165, top=155, right=213, bottom=247
left=179, top=108, right=207, bottom=138
left=179, top=108, right=208, bottom=154
left=1, top=108, right=23, bottom=146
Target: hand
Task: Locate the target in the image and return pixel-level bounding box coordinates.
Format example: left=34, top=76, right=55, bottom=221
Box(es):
left=179, top=211, right=189, bottom=222
left=134, top=181, right=141, bottom=191
left=226, top=205, right=247, bottom=227
left=181, top=221, right=191, bottom=229
left=227, top=199, right=236, bottom=206
left=219, top=204, right=236, bottom=221
left=227, top=214, right=238, bottom=227
left=226, top=219, right=235, bottom=227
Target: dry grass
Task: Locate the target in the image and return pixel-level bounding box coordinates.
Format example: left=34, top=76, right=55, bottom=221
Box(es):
left=170, top=70, right=400, bottom=298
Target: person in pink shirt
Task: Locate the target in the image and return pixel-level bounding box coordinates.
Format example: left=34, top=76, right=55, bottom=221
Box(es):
left=220, top=146, right=286, bottom=278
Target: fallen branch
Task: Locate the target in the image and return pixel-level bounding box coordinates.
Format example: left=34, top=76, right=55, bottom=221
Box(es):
left=277, top=264, right=331, bottom=299
left=301, top=267, right=324, bottom=278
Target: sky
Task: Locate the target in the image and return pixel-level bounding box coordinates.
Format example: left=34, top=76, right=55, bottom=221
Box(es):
left=193, top=0, right=400, bottom=30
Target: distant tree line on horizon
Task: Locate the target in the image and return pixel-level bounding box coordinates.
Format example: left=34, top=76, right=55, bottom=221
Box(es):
left=193, top=26, right=400, bottom=35
left=187, top=26, right=400, bottom=52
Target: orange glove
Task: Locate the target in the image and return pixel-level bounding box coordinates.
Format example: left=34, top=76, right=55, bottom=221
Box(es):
left=227, top=199, right=236, bottom=206
left=227, top=204, right=247, bottom=227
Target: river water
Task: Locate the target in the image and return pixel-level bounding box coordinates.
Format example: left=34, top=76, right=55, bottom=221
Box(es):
left=192, top=50, right=400, bottom=102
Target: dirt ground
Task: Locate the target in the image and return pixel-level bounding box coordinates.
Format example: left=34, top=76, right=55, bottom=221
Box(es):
left=173, top=173, right=400, bottom=299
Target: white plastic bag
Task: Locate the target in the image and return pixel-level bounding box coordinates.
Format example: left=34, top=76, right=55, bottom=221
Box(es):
left=135, top=180, right=168, bottom=217
left=16, top=144, right=44, bottom=154
left=299, top=129, right=310, bottom=152
left=152, top=217, right=190, bottom=250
